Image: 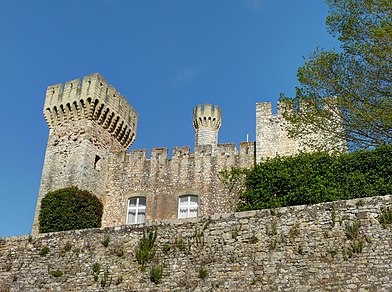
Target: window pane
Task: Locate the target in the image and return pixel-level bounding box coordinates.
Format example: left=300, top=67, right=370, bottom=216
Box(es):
left=137, top=209, right=145, bottom=224
left=190, top=196, right=198, bottom=204
left=179, top=197, right=188, bottom=205
left=139, top=197, right=146, bottom=206
left=179, top=207, right=188, bottom=219
left=129, top=198, right=137, bottom=207
left=189, top=208, right=197, bottom=218
left=127, top=210, right=136, bottom=224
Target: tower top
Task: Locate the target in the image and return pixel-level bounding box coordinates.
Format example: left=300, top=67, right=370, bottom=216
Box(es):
left=192, top=104, right=222, bottom=130
left=43, top=73, right=138, bottom=150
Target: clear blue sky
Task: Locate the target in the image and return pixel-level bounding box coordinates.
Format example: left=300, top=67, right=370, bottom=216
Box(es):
left=0, top=0, right=339, bottom=237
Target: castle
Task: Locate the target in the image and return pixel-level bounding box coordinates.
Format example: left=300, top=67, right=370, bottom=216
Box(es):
left=32, top=73, right=343, bottom=235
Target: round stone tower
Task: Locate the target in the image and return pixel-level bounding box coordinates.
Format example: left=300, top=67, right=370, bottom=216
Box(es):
left=32, top=73, right=138, bottom=235
left=192, top=104, right=222, bottom=154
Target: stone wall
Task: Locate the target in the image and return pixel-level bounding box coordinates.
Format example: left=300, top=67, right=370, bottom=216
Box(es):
left=102, top=142, right=256, bottom=227
left=2, top=195, right=392, bottom=291
left=255, top=101, right=346, bottom=162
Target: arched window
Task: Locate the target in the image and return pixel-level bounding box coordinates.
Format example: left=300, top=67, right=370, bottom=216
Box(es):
left=126, top=197, right=146, bottom=224
left=178, top=195, right=198, bottom=219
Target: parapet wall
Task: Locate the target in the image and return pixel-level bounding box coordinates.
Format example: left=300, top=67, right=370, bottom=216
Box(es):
left=101, top=142, right=256, bottom=227
left=44, top=73, right=138, bottom=149
left=255, top=101, right=345, bottom=162
left=256, top=102, right=299, bottom=161
left=1, top=195, right=392, bottom=291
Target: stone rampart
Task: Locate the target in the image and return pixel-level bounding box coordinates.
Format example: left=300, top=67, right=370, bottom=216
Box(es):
left=101, top=142, right=256, bottom=227
left=1, top=195, right=392, bottom=291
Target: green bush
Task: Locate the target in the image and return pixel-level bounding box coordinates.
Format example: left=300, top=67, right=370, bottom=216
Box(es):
left=39, top=246, right=50, bottom=256
left=150, top=265, right=163, bottom=284
left=136, top=227, right=157, bottom=269
left=50, top=269, right=63, bottom=277
left=238, top=145, right=392, bottom=211
left=38, top=187, right=103, bottom=233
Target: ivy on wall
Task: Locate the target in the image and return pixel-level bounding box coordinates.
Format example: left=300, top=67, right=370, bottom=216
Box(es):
left=39, top=187, right=103, bottom=233
left=238, top=145, right=392, bottom=211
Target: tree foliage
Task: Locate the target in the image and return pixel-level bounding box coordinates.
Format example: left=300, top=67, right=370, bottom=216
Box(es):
left=39, top=187, right=103, bottom=233
left=281, top=0, right=392, bottom=150
left=237, top=145, right=392, bottom=211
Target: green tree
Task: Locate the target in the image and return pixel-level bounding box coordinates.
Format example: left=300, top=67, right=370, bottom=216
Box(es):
left=281, top=0, right=392, bottom=150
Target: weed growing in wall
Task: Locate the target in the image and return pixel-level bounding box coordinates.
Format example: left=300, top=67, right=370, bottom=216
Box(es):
left=378, top=207, right=392, bottom=228
left=175, top=237, right=187, bottom=251
left=92, top=263, right=100, bottom=282
left=114, top=246, right=124, bottom=257
left=136, top=227, right=157, bottom=270
left=343, top=219, right=369, bottom=257
left=150, top=265, right=163, bottom=284
left=101, top=235, right=110, bottom=248
left=39, top=187, right=103, bottom=233
left=39, top=246, right=50, bottom=256
left=198, top=266, right=208, bottom=280
left=64, top=242, right=72, bottom=252
left=162, top=243, right=171, bottom=254
left=249, top=232, right=258, bottom=244
left=100, top=267, right=112, bottom=288
left=50, top=269, right=63, bottom=278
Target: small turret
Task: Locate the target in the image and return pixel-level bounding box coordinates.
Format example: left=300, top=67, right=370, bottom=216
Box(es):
left=192, top=104, right=222, bottom=154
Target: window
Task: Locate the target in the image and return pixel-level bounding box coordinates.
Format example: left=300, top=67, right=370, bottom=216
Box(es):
left=126, top=197, right=146, bottom=224
left=94, top=155, right=102, bottom=170
left=178, top=195, right=198, bottom=219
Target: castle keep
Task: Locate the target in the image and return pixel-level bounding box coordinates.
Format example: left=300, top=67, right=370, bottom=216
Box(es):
left=32, top=73, right=342, bottom=235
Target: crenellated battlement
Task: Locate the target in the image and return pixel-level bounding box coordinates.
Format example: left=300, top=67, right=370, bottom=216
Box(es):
left=43, top=73, right=138, bottom=149
left=192, top=104, right=222, bottom=153
left=192, top=104, right=222, bottom=130
left=256, top=101, right=294, bottom=117
left=117, top=142, right=254, bottom=168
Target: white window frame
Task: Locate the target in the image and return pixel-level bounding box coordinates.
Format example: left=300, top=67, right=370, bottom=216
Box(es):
left=126, top=197, right=146, bottom=224
left=178, top=195, right=198, bottom=219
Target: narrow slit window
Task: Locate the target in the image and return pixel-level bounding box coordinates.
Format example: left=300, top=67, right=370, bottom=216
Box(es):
left=94, top=155, right=102, bottom=170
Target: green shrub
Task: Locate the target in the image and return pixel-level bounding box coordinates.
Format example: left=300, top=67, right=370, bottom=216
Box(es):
left=38, top=187, right=103, bottom=233
left=162, top=243, right=171, bottom=254
left=198, top=266, right=208, bottom=280
left=64, top=241, right=72, bottom=252
left=379, top=207, right=392, bottom=228
left=238, top=145, right=392, bottom=211
left=92, top=263, right=100, bottom=282
left=39, top=246, right=50, bottom=256
left=101, top=235, right=110, bottom=248
left=136, top=227, right=157, bottom=269
left=150, top=265, right=163, bottom=284
left=51, top=269, right=63, bottom=277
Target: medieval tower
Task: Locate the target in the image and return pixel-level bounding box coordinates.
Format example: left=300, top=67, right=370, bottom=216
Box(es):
left=32, top=73, right=138, bottom=235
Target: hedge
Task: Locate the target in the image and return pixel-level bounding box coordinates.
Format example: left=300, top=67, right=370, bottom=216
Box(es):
left=237, top=145, right=392, bottom=211
left=39, top=187, right=103, bottom=233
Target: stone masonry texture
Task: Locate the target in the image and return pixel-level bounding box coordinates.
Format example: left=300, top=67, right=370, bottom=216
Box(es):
left=1, top=195, right=392, bottom=291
